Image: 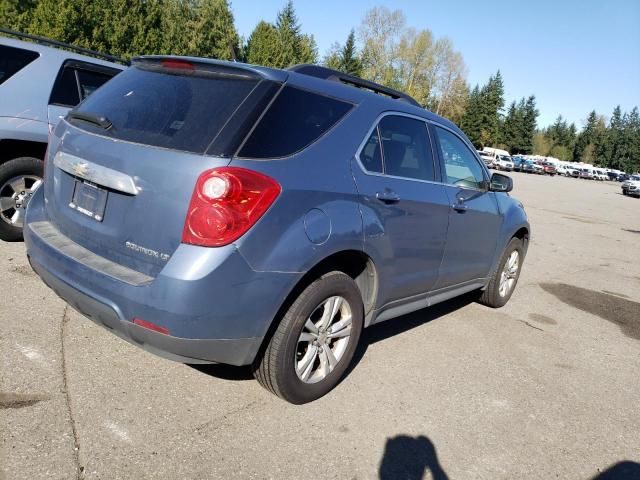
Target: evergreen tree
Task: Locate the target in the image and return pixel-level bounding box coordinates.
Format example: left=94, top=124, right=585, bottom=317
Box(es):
left=573, top=110, right=598, bottom=161
left=245, top=20, right=283, bottom=67
left=323, top=29, right=363, bottom=76
left=460, top=85, right=483, bottom=147
left=521, top=95, right=538, bottom=154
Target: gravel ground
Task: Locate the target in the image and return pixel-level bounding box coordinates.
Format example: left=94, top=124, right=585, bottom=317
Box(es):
left=1, top=172, right=639, bottom=480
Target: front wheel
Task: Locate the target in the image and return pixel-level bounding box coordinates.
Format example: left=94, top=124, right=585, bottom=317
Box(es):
left=0, top=157, right=43, bottom=242
left=253, top=272, right=364, bottom=404
left=478, top=237, right=524, bottom=308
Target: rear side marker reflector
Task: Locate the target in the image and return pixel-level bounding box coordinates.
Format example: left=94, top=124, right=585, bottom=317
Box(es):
left=133, top=318, right=170, bottom=335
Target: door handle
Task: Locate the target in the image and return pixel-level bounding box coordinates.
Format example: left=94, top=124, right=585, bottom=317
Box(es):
left=376, top=190, right=400, bottom=204
left=452, top=196, right=468, bottom=212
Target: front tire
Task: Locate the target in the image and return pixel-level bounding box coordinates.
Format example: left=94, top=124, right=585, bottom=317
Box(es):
left=478, top=237, right=524, bottom=308
left=0, top=157, right=43, bottom=242
left=253, top=272, right=364, bottom=404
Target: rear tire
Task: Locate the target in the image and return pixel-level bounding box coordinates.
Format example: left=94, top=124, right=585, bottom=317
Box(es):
left=253, top=271, right=364, bottom=404
left=478, top=237, right=524, bottom=308
left=0, top=157, right=43, bottom=242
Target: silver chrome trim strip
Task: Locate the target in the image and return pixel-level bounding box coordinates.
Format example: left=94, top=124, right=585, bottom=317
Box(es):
left=53, top=151, right=138, bottom=195
left=29, top=221, right=153, bottom=286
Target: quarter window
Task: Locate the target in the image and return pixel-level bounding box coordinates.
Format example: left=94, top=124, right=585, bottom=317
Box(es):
left=434, top=126, right=486, bottom=190
left=238, top=86, right=353, bottom=158
left=0, top=45, right=39, bottom=85
left=378, top=116, right=435, bottom=182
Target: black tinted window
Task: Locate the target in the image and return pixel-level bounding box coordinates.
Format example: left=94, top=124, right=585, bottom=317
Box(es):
left=379, top=116, right=435, bottom=182
left=0, top=45, right=39, bottom=85
left=76, top=69, right=112, bottom=100
left=434, top=126, right=486, bottom=189
left=239, top=86, right=352, bottom=158
left=50, top=67, right=80, bottom=106
left=72, top=66, right=261, bottom=155
left=360, top=127, right=383, bottom=173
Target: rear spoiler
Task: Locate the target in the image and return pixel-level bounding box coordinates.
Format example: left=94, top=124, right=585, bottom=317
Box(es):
left=132, top=56, right=288, bottom=83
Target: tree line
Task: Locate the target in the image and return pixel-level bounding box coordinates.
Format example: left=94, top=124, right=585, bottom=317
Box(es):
left=1, top=0, right=638, bottom=172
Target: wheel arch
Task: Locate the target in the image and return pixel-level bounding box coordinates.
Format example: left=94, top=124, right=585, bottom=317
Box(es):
left=253, top=249, right=378, bottom=363
left=0, top=139, right=47, bottom=165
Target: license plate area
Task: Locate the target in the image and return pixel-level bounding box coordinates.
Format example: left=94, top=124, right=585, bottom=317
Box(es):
left=69, top=180, right=107, bottom=222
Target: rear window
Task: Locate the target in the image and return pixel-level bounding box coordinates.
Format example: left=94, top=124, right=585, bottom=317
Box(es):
left=0, top=45, right=39, bottom=85
left=71, top=66, right=263, bottom=155
left=238, top=86, right=353, bottom=158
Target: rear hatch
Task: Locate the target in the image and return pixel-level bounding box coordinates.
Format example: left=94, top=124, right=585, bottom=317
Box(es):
left=44, top=58, right=282, bottom=276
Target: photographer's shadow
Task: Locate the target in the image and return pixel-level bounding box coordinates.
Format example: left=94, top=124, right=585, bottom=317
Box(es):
left=379, top=435, right=449, bottom=480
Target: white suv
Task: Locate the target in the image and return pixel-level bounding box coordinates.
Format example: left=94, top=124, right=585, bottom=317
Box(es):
left=622, top=176, right=640, bottom=197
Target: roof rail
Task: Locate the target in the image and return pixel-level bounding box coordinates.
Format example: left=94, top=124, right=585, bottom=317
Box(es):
left=288, top=64, right=421, bottom=107
left=0, top=28, right=129, bottom=66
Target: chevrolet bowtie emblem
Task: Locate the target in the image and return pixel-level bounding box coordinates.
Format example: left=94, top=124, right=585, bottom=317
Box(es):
left=72, top=162, right=89, bottom=177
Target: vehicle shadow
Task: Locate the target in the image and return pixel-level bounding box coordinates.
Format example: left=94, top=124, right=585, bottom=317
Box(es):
left=189, top=292, right=477, bottom=382
left=347, top=291, right=477, bottom=376
left=379, top=434, right=449, bottom=480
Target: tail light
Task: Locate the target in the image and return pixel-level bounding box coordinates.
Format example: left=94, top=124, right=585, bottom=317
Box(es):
left=182, top=167, right=281, bottom=247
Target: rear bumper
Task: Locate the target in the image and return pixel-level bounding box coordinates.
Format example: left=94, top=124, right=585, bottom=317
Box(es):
left=24, top=191, right=302, bottom=365
left=29, top=257, right=261, bottom=365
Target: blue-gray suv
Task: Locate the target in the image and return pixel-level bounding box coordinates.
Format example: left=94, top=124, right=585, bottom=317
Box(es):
left=24, top=57, right=529, bottom=403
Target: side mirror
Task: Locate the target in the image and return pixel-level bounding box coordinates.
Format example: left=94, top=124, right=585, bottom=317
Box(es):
left=490, top=172, right=513, bottom=192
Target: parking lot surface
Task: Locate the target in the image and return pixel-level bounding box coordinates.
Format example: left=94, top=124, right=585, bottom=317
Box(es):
left=1, top=173, right=639, bottom=480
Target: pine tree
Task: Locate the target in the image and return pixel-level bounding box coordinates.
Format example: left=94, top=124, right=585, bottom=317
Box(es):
left=245, top=20, right=283, bottom=67
left=521, top=95, right=538, bottom=154
left=323, top=29, right=363, bottom=76
left=460, top=85, right=483, bottom=147
left=341, top=30, right=363, bottom=76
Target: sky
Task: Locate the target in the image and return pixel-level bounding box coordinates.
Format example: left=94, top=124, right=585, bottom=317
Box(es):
left=232, top=0, right=640, bottom=129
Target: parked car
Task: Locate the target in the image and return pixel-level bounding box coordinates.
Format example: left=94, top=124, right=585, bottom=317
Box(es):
left=511, top=156, right=525, bottom=172
left=521, top=160, right=539, bottom=174
left=541, top=162, right=557, bottom=176
left=478, top=150, right=494, bottom=168
left=494, top=155, right=514, bottom=172
left=593, top=169, right=608, bottom=181
left=621, top=177, right=640, bottom=197
left=579, top=168, right=594, bottom=180
left=24, top=59, right=530, bottom=404
left=559, top=166, right=580, bottom=177
left=607, top=172, right=620, bottom=181
left=0, top=28, right=125, bottom=241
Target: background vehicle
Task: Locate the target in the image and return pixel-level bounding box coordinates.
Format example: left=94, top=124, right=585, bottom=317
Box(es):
left=478, top=150, right=494, bottom=168
left=25, top=59, right=529, bottom=404
left=541, top=162, right=557, bottom=176
left=511, top=155, right=525, bottom=172
left=482, top=147, right=510, bottom=166
left=622, top=175, right=640, bottom=197
left=579, top=168, right=594, bottom=179
left=593, top=169, right=608, bottom=181
left=494, top=155, right=514, bottom=171
left=0, top=28, right=125, bottom=241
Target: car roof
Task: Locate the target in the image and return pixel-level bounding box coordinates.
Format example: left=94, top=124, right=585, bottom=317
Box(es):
left=0, top=35, right=125, bottom=70
left=135, top=55, right=468, bottom=141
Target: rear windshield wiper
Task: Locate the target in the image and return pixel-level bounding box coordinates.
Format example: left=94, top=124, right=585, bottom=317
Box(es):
left=67, top=111, right=112, bottom=130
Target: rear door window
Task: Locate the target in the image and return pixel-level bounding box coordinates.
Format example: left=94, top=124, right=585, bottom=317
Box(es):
left=378, top=115, right=435, bottom=182
left=238, top=86, right=353, bottom=158
left=76, top=69, right=113, bottom=100
left=50, top=61, right=119, bottom=107
left=0, top=45, right=39, bottom=84
left=71, top=65, right=264, bottom=155
left=50, top=66, right=80, bottom=106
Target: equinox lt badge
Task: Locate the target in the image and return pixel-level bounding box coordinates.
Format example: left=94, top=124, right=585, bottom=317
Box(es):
left=125, top=241, right=170, bottom=261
